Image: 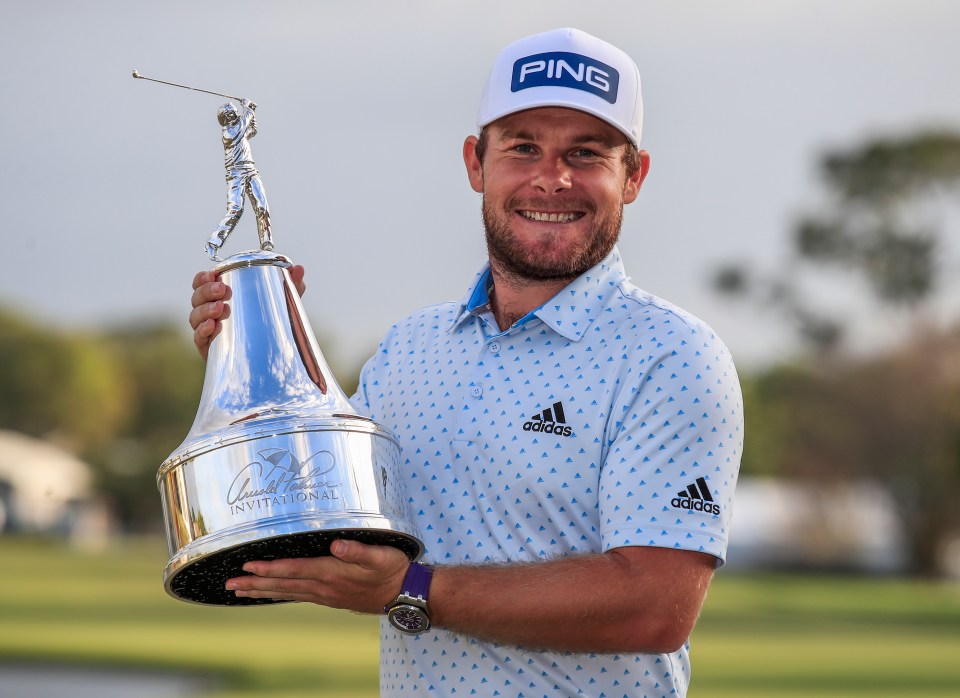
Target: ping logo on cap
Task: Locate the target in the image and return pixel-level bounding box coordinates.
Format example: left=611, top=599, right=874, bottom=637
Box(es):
left=511, top=51, right=620, bottom=104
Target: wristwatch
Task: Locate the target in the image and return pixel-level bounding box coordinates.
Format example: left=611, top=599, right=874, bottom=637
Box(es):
left=385, top=561, right=433, bottom=634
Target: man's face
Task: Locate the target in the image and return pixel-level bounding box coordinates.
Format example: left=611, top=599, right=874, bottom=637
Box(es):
left=464, top=107, right=649, bottom=284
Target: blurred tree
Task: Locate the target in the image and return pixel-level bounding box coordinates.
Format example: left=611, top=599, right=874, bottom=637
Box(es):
left=716, top=130, right=960, bottom=575
left=0, top=309, right=131, bottom=449
left=716, top=131, right=960, bottom=352
left=93, top=323, right=206, bottom=531
left=743, top=330, right=960, bottom=576
left=737, top=371, right=792, bottom=478
left=793, top=132, right=960, bottom=306
left=0, top=305, right=369, bottom=532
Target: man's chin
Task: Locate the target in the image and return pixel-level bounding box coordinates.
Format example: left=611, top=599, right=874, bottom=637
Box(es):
left=483, top=204, right=622, bottom=283
left=489, top=250, right=591, bottom=283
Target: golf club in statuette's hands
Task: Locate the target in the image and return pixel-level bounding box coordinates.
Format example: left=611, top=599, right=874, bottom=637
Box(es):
left=132, top=69, right=270, bottom=261
left=133, top=70, right=423, bottom=606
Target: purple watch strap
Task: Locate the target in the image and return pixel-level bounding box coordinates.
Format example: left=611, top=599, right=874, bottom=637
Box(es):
left=402, top=561, right=433, bottom=600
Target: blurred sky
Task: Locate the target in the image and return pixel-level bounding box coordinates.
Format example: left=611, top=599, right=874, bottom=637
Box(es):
left=3, top=0, right=960, bottom=371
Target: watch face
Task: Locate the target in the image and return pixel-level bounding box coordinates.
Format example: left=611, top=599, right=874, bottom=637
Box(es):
left=388, top=604, right=430, bottom=634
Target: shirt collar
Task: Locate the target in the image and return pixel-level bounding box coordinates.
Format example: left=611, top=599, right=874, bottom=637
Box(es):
left=449, top=247, right=629, bottom=341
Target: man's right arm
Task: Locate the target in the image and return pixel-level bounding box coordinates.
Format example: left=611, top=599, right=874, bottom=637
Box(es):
left=189, top=266, right=305, bottom=360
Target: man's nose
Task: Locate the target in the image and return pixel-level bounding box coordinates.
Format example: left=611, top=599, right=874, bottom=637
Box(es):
left=531, top=156, right=573, bottom=193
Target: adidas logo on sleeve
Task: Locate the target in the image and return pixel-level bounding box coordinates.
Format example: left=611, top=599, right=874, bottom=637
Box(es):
left=671, top=477, right=721, bottom=515
left=522, top=401, right=573, bottom=437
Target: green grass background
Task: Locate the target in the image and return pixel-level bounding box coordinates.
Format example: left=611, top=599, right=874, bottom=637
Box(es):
left=0, top=537, right=958, bottom=697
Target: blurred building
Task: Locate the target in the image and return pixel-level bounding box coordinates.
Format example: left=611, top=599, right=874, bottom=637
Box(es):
left=726, top=477, right=908, bottom=574
left=0, top=430, right=112, bottom=546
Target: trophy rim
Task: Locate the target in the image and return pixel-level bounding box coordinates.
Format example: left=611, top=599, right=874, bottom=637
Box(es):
left=157, top=413, right=398, bottom=481
left=213, top=250, right=293, bottom=275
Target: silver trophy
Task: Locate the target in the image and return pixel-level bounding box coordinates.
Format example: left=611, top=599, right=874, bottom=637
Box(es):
left=135, top=71, right=423, bottom=606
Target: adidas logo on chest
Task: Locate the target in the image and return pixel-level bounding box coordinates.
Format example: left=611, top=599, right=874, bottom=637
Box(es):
left=522, top=401, right=573, bottom=438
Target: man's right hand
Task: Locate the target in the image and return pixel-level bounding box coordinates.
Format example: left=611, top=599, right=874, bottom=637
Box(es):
left=190, top=265, right=305, bottom=360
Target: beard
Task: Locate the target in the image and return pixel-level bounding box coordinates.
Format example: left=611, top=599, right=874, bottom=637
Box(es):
left=481, top=194, right=624, bottom=284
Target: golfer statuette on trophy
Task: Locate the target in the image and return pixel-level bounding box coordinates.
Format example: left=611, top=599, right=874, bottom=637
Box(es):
left=133, top=70, right=423, bottom=606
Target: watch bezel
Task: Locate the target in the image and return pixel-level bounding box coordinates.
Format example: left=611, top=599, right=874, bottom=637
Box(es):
left=387, top=597, right=431, bottom=633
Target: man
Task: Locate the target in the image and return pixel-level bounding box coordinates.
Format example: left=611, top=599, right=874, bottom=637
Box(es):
left=190, top=28, right=742, bottom=698
left=205, top=98, right=273, bottom=260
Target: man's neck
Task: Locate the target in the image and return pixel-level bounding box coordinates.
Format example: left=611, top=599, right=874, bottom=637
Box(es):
left=488, top=267, right=571, bottom=331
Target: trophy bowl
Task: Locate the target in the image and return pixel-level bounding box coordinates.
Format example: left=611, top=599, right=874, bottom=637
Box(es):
left=157, top=252, right=422, bottom=606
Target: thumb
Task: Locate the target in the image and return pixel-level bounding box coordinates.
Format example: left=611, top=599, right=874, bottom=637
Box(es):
left=330, top=538, right=377, bottom=565
left=330, top=539, right=409, bottom=573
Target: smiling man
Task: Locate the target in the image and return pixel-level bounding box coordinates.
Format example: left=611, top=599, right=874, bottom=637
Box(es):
left=465, top=105, right=647, bottom=329
left=191, top=28, right=743, bottom=698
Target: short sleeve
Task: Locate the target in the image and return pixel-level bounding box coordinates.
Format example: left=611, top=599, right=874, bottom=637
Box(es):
left=598, top=317, right=743, bottom=564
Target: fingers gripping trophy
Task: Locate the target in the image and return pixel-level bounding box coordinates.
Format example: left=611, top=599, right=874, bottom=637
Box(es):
left=132, top=70, right=423, bottom=606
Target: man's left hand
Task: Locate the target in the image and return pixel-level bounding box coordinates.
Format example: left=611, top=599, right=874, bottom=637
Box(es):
left=225, top=539, right=410, bottom=613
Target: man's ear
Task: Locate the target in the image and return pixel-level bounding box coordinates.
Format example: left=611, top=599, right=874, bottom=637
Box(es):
left=463, top=136, right=484, bottom=193
left=622, top=150, right=651, bottom=204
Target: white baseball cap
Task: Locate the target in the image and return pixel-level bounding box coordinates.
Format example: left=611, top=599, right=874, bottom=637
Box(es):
left=477, top=28, right=643, bottom=147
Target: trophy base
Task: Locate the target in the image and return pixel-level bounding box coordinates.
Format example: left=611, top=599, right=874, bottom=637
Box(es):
left=166, top=528, right=422, bottom=606
left=158, top=414, right=424, bottom=607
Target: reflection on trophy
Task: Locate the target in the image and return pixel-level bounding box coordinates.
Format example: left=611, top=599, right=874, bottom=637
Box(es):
left=133, top=70, right=423, bottom=606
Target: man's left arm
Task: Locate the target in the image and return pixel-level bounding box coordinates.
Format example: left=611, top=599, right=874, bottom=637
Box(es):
left=240, top=98, right=257, bottom=138
left=227, top=540, right=714, bottom=654
left=430, top=544, right=715, bottom=652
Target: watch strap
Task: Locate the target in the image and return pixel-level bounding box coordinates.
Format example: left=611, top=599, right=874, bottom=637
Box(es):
left=385, top=561, right=433, bottom=614
left=402, top=561, right=433, bottom=601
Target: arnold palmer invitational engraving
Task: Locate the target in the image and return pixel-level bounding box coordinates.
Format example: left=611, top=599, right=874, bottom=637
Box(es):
left=226, top=447, right=341, bottom=515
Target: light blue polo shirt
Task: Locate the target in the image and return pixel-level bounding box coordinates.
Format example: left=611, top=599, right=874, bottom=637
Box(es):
left=352, top=247, right=743, bottom=698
